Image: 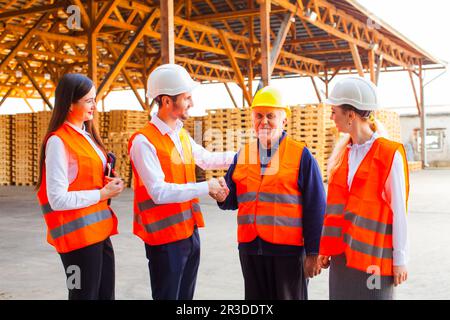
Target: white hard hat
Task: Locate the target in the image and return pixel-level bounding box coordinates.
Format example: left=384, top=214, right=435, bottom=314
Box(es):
left=146, top=63, right=199, bottom=99
left=325, top=76, right=380, bottom=111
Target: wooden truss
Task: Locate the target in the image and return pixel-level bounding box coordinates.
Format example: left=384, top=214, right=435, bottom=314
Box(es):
left=0, top=0, right=443, bottom=109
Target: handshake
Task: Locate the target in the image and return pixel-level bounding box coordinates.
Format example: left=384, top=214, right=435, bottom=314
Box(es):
left=207, top=177, right=229, bottom=202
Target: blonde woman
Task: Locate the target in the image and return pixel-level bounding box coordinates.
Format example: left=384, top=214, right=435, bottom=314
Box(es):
left=318, top=77, right=409, bottom=300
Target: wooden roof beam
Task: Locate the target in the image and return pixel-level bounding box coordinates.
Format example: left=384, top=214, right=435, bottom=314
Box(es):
left=0, top=12, right=50, bottom=72
left=272, top=0, right=420, bottom=69
left=18, top=61, right=53, bottom=109
left=349, top=43, right=364, bottom=77
left=96, top=9, right=158, bottom=100
left=0, top=2, right=65, bottom=20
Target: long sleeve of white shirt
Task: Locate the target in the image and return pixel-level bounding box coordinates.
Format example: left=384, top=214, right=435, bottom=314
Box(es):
left=189, top=135, right=236, bottom=170
left=130, top=134, right=210, bottom=204
left=384, top=151, right=409, bottom=266
left=347, top=133, right=408, bottom=266
left=45, top=135, right=103, bottom=211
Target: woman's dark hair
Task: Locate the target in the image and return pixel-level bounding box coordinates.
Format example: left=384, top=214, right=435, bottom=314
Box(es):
left=36, top=73, right=106, bottom=189
left=339, top=104, right=372, bottom=119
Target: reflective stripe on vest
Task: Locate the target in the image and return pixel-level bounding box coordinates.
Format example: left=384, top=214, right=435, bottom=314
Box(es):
left=344, top=234, right=393, bottom=259
left=49, top=209, right=112, bottom=239
left=237, top=192, right=302, bottom=205
left=237, top=214, right=302, bottom=228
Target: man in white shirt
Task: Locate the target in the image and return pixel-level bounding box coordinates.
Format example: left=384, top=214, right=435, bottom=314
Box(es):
left=129, top=64, right=234, bottom=300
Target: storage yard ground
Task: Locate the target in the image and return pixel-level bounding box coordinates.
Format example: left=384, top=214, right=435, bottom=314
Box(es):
left=1, top=169, right=449, bottom=300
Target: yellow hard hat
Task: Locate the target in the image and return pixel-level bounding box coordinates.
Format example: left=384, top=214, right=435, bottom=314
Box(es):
left=251, top=86, right=291, bottom=117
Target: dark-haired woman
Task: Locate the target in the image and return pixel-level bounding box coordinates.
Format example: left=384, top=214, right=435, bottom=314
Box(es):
left=36, top=74, right=124, bottom=300
left=318, top=77, right=409, bottom=300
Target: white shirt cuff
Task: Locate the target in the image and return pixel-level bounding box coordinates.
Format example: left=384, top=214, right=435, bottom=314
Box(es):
left=393, top=249, right=408, bottom=266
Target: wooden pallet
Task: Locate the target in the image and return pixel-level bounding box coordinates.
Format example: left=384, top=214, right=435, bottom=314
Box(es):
left=408, top=161, right=422, bottom=172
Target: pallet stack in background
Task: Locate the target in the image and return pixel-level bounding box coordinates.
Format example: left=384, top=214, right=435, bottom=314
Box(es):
left=104, top=110, right=149, bottom=187
left=0, top=115, right=12, bottom=185
left=375, top=110, right=402, bottom=143
left=12, top=113, right=36, bottom=185
left=35, top=111, right=52, bottom=172
left=199, top=104, right=339, bottom=182
left=290, top=104, right=339, bottom=181
left=98, top=111, right=110, bottom=141
left=183, top=116, right=207, bottom=182
left=202, top=108, right=254, bottom=180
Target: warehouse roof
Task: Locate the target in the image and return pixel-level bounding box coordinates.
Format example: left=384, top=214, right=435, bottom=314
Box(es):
left=0, top=0, right=445, bottom=106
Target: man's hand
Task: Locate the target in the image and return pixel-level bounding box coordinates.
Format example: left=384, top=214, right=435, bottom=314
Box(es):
left=318, top=255, right=331, bottom=269
left=393, top=265, right=408, bottom=286
left=304, top=255, right=322, bottom=278
left=208, top=177, right=229, bottom=202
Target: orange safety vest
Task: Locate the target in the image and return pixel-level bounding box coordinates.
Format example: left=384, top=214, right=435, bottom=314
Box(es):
left=320, top=137, right=409, bottom=276
left=37, top=123, right=118, bottom=254
left=232, top=136, right=305, bottom=246
left=128, top=122, right=204, bottom=246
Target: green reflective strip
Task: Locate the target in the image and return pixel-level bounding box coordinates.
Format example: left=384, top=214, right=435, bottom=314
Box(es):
left=343, top=234, right=393, bottom=259
left=138, top=198, right=160, bottom=212
left=49, top=209, right=112, bottom=240
left=344, top=211, right=393, bottom=235
left=326, top=204, right=345, bottom=215
left=237, top=214, right=302, bottom=228
left=143, top=209, right=193, bottom=233
left=321, top=226, right=342, bottom=237
left=257, top=215, right=302, bottom=228
left=258, top=193, right=302, bottom=205
left=237, top=214, right=255, bottom=225
left=237, top=192, right=257, bottom=203
left=192, top=202, right=201, bottom=213
left=41, top=203, right=53, bottom=215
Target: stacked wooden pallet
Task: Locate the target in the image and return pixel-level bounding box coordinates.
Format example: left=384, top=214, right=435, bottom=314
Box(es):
left=12, top=113, right=36, bottom=185
left=108, top=110, right=149, bottom=133
left=290, top=104, right=339, bottom=181
left=35, top=111, right=52, bottom=171
left=202, top=108, right=254, bottom=180
left=408, top=161, right=422, bottom=172
left=183, top=116, right=207, bottom=182
left=98, top=111, right=110, bottom=141
left=105, top=110, right=149, bottom=187
left=375, top=110, right=401, bottom=143
left=0, top=115, right=12, bottom=185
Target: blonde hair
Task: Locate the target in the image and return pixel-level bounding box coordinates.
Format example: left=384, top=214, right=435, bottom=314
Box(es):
left=327, top=111, right=389, bottom=179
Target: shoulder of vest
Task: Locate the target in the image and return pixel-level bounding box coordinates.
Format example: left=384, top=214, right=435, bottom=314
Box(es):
left=376, top=137, right=402, bottom=153
left=285, top=136, right=307, bottom=150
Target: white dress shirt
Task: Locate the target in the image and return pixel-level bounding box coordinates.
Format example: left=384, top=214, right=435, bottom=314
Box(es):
left=347, top=132, right=408, bottom=266
left=129, top=114, right=236, bottom=204
left=45, top=122, right=106, bottom=211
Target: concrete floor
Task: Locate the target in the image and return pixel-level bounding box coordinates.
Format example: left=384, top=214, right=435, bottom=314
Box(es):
left=1, top=169, right=450, bottom=300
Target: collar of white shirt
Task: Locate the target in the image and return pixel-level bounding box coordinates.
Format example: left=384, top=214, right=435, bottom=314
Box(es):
left=65, top=121, right=89, bottom=136
left=348, top=131, right=379, bottom=150
left=150, top=113, right=184, bottom=136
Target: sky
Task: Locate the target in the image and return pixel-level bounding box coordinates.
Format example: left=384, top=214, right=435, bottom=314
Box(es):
left=1, top=0, right=449, bottom=116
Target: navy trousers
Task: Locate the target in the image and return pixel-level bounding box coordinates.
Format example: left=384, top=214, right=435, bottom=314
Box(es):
left=145, top=227, right=200, bottom=300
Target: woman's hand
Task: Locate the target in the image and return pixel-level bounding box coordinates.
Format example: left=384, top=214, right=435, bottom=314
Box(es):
left=393, top=265, right=408, bottom=286
left=100, top=177, right=124, bottom=200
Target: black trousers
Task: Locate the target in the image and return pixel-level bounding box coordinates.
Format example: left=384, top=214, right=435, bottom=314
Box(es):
left=145, top=228, right=200, bottom=300
left=59, top=237, right=115, bottom=300
left=239, top=251, right=308, bottom=300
